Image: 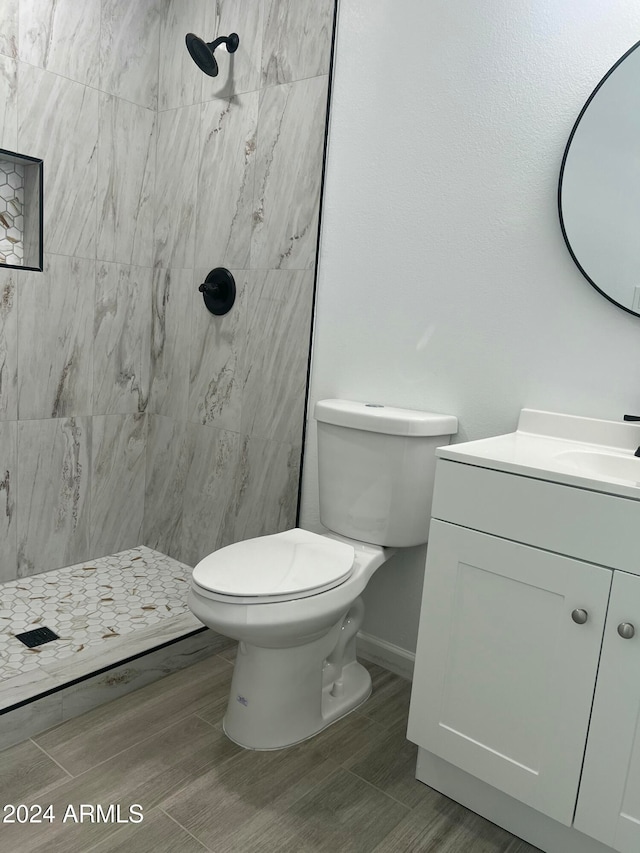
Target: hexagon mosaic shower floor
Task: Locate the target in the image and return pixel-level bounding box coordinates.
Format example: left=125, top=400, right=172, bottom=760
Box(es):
left=0, top=547, right=193, bottom=682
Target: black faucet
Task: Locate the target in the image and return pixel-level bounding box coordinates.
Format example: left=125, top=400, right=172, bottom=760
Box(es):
left=623, top=415, right=640, bottom=456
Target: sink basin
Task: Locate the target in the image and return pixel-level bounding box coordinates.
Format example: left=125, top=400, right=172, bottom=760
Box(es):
left=435, top=409, right=640, bottom=499
left=554, top=449, right=640, bottom=485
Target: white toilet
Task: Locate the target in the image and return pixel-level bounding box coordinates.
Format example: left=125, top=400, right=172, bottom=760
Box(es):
left=188, top=399, right=457, bottom=749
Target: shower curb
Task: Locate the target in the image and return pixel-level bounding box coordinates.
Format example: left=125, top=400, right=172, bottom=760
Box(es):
left=0, top=628, right=233, bottom=752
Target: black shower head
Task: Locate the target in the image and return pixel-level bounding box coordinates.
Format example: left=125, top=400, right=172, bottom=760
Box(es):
left=185, top=32, right=239, bottom=77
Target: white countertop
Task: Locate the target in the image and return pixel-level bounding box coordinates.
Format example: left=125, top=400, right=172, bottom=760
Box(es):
left=436, top=409, right=640, bottom=500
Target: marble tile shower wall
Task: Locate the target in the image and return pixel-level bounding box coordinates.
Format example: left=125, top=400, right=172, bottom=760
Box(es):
left=0, top=0, right=334, bottom=583
left=143, top=0, right=334, bottom=566
left=0, top=0, right=161, bottom=582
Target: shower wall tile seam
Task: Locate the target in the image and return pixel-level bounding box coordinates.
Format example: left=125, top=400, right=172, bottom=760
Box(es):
left=140, top=409, right=150, bottom=560
left=156, top=84, right=260, bottom=113
left=152, top=103, right=199, bottom=269
left=0, top=420, right=17, bottom=582
left=153, top=67, right=330, bottom=115
left=149, top=266, right=196, bottom=273
left=14, top=65, right=96, bottom=101
left=89, top=248, right=97, bottom=430
left=192, top=86, right=203, bottom=274
left=1, top=270, right=18, bottom=422
left=151, top=264, right=324, bottom=272
left=8, top=268, right=18, bottom=578
left=14, top=60, right=156, bottom=122
left=153, top=0, right=162, bottom=149
left=172, top=78, right=204, bottom=551
left=94, top=259, right=156, bottom=274
left=258, top=70, right=331, bottom=93
left=143, top=34, right=159, bottom=552
left=12, top=248, right=156, bottom=272
left=163, top=418, right=303, bottom=448
left=116, top=265, right=310, bottom=274
left=98, top=0, right=105, bottom=129
left=95, top=90, right=103, bottom=297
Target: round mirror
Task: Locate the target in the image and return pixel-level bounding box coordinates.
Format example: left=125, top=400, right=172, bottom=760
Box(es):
left=559, top=40, right=640, bottom=317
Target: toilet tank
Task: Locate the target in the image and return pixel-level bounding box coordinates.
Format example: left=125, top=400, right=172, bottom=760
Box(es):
left=314, top=400, right=457, bottom=547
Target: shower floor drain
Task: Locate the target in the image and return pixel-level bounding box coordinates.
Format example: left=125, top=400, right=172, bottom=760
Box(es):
left=14, top=627, right=60, bottom=648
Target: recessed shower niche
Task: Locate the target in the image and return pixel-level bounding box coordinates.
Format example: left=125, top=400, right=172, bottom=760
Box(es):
left=0, top=148, right=43, bottom=271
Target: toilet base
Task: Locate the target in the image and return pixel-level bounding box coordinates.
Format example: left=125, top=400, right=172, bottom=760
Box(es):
left=222, top=627, right=372, bottom=750
left=223, top=658, right=371, bottom=751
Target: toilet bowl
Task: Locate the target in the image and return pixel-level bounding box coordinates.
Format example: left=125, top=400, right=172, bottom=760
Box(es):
left=189, top=529, right=391, bottom=749
left=188, top=400, right=457, bottom=750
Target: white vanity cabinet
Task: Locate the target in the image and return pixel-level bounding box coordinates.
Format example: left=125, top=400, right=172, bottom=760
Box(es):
left=407, top=518, right=611, bottom=826
left=573, top=568, right=640, bottom=852
left=407, top=425, right=640, bottom=853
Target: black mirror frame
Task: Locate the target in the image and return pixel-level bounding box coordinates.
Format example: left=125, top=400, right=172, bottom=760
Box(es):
left=558, top=39, right=640, bottom=318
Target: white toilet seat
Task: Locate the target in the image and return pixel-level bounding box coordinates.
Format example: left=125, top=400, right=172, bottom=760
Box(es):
left=192, top=528, right=355, bottom=605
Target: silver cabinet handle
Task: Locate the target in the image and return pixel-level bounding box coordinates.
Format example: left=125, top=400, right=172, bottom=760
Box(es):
left=571, top=609, right=588, bottom=624
left=617, top=622, right=635, bottom=639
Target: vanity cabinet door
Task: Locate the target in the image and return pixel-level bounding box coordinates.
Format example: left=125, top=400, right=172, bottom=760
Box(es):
left=407, top=520, right=612, bottom=826
left=574, top=570, right=640, bottom=852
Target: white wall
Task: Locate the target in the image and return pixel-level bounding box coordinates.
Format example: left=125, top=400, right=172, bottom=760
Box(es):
left=300, top=0, right=640, bottom=654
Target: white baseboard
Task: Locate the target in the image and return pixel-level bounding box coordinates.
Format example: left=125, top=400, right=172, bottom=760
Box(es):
left=356, top=630, right=415, bottom=681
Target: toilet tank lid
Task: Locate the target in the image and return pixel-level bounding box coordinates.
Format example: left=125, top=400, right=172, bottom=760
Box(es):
left=314, top=400, right=458, bottom=437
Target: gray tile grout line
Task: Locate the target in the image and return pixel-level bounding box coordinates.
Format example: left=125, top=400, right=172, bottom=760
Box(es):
left=158, top=806, right=214, bottom=852
left=21, top=655, right=234, bottom=769
left=190, top=653, right=236, bottom=728
left=31, top=707, right=221, bottom=781
left=29, top=736, right=75, bottom=779
left=343, top=764, right=416, bottom=813
left=321, top=710, right=424, bottom=812
left=257, top=757, right=412, bottom=838
left=156, top=736, right=348, bottom=834
left=80, top=816, right=134, bottom=853
left=16, top=57, right=157, bottom=114
left=192, top=711, right=221, bottom=731
left=78, top=806, right=213, bottom=853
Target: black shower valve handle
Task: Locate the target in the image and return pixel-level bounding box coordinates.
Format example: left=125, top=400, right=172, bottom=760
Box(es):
left=623, top=414, right=640, bottom=421
left=199, top=280, right=219, bottom=297
left=198, top=267, right=236, bottom=316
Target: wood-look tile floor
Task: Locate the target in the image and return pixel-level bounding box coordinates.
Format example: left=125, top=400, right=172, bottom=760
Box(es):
left=0, top=650, right=540, bottom=852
